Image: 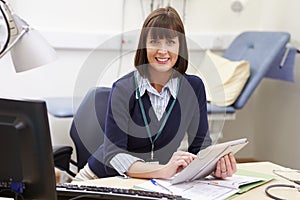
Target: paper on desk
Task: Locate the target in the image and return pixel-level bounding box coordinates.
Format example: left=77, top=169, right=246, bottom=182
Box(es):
left=177, top=182, right=239, bottom=200
left=198, top=174, right=264, bottom=190
left=233, top=169, right=274, bottom=194
left=134, top=173, right=265, bottom=200
left=135, top=179, right=238, bottom=200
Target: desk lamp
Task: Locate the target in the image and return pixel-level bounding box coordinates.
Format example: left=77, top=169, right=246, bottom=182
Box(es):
left=0, top=0, right=56, bottom=72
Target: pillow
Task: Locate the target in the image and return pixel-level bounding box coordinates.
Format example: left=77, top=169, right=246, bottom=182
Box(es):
left=187, top=50, right=250, bottom=106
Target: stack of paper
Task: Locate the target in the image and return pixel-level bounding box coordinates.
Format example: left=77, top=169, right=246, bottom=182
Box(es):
left=134, top=171, right=273, bottom=200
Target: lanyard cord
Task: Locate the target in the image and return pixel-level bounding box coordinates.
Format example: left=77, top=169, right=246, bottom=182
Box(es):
left=134, top=71, right=180, bottom=148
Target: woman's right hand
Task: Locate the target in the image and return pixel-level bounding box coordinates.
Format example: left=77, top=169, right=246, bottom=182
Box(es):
left=126, top=151, right=196, bottom=179
left=159, top=151, right=196, bottom=178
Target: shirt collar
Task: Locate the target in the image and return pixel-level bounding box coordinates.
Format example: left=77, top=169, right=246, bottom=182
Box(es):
left=135, top=70, right=178, bottom=99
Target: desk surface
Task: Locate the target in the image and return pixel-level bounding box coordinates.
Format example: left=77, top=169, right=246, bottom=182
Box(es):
left=73, top=162, right=300, bottom=200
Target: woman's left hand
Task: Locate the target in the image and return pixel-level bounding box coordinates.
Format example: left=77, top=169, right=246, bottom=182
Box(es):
left=212, top=153, right=237, bottom=179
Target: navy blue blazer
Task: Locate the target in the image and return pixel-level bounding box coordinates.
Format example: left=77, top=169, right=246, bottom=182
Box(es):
left=88, top=71, right=211, bottom=178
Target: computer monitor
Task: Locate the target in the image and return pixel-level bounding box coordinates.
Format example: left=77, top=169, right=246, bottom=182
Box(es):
left=0, top=98, right=57, bottom=200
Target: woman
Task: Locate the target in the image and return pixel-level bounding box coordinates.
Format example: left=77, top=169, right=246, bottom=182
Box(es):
left=75, top=6, right=236, bottom=181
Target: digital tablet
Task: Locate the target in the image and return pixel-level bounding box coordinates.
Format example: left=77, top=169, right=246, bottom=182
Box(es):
left=171, top=138, right=248, bottom=185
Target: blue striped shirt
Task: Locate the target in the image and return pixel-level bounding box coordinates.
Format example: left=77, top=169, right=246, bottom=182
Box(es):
left=135, top=71, right=178, bottom=120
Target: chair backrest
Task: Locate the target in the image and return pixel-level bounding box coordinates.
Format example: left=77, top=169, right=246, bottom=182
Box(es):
left=223, top=31, right=290, bottom=109
left=70, top=87, right=111, bottom=170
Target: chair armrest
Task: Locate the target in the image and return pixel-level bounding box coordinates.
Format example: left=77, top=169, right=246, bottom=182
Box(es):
left=53, top=145, right=73, bottom=156
left=53, top=145, right=77, bottom=177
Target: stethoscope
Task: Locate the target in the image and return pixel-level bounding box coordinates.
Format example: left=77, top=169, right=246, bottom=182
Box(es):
left=265, top=169, right=300, bottom=199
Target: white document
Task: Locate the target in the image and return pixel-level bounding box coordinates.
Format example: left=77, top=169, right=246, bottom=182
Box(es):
left=135, top=179, right=238, bottom=200
left=171, top=138, right=248, bottom=184
left=134, top=174, right=263, bottom=200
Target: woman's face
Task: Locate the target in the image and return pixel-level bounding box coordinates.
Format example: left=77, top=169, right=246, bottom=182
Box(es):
left=146, top=33, right=179, bottom=73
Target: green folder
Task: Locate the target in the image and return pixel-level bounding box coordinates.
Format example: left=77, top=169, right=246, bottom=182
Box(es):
left=227, top=168, right=274, bottom=199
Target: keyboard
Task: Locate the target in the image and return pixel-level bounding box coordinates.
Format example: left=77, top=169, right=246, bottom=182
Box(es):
left=56, top=183, right=186, bottom=200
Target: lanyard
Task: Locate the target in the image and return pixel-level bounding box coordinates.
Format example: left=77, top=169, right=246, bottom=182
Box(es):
left=134, top=71, right=180, bottom=160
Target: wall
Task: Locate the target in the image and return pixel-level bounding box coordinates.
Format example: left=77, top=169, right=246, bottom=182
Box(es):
left=1, top=0, right=300, bottom=168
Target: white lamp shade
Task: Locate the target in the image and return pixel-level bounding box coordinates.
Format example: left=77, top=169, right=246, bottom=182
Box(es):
left=10, top=28, right=57, bottom=72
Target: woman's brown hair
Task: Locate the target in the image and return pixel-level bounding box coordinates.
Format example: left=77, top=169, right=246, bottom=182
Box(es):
left=134, top=6, right=188, bottom=76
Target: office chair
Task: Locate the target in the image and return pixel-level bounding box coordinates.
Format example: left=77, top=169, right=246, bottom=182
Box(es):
left=207, top=31, right=293, bottom=118
left=53, top=87, right=111, bottom=177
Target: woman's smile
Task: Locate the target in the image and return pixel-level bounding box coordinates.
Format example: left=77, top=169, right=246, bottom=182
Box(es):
left=146, top=35, right=179, bottom=73
left=155, top=57, right=170, bottom=64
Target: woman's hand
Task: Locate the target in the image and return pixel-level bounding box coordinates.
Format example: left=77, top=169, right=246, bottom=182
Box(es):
left=126, top=151, right=196, bottom=179
left=160, top=151, right=196, bottom=178
left=212, top=153, right=237, bottom=179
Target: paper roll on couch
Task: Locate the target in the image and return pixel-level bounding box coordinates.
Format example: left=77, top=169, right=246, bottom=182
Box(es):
left=206, top=31, right=297, bottom=120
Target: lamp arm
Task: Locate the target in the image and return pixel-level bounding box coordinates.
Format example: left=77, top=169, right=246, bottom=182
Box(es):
left=0, top=26, right=28, bottom=58
left=0, top=0, right=56, bottom=71
left=0, top=0, right=10, bottom=55
left=0, top=0, right=30, bottom=59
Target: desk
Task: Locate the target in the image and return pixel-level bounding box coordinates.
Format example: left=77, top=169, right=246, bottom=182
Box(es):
left=73, top=162, right=300, bottom=199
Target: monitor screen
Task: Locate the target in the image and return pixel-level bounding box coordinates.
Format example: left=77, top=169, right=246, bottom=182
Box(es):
left=0, top=98, right=57, bottom=200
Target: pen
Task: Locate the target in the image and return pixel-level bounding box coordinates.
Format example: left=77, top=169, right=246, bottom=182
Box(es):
left=150, top=179, right=173, bottom=195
